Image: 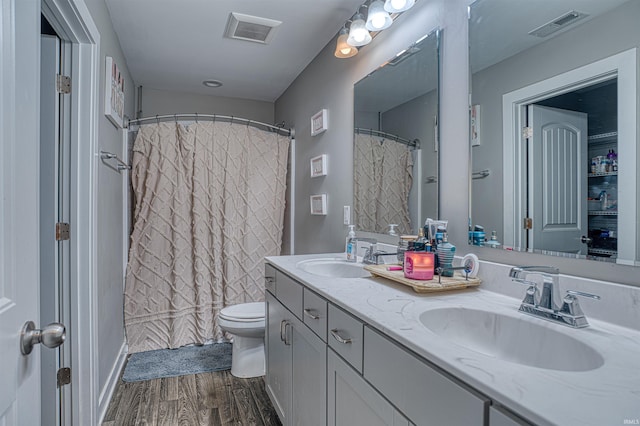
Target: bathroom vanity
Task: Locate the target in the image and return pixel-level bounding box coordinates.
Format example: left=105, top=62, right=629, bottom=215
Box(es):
left=264, top=253, right=640, bottom=426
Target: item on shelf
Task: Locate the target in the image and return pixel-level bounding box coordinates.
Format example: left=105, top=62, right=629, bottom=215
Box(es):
left=461, top=253, right=480, bottom=278
left=485, top=231, right=500, bottom=248
left=436, top=233, right=456, bottom=277
left=403, top=251, right=435, bottom=280
left=397, top=235, right=416, bottom=264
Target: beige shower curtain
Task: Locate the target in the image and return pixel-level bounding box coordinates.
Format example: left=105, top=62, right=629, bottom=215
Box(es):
left=124, top=121, right=289, bottom=353
left=354, top=133, right=413, bottom=234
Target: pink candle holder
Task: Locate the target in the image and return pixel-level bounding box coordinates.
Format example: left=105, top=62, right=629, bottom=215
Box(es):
left=404, top=251, right=435, bottom=280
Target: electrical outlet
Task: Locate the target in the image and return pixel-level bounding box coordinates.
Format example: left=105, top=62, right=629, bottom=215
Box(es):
left=343, top=206, right=351, bottom=225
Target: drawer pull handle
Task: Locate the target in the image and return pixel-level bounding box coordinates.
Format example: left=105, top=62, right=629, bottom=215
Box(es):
left=280, top=320, right=286, bottom=342
left=303, top=308, right=320, bottom=320
left=284, top=322, right=292, bottom=346
left=330, top=329, right=352, bottom=344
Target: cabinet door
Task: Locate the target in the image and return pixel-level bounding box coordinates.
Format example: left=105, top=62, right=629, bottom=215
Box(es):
left=265, top=292, right=293, bottom=423
left=490, top=406, right=532, bottom=426
left=328, top=349, right=409, bottom=426
left=291, top=315, right=327, bottom=426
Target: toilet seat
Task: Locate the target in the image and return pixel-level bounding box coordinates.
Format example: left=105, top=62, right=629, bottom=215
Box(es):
left=219, top=302, right=264, bottom=321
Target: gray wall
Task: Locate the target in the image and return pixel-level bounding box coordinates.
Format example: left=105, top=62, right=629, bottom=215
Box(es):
left=139, top=87, right=275, bottom=123
left=275, top=0, right=460, bottom=254
left=84, top=0, right=134, bottom=398
left=471, top=0, right=640, bottom=242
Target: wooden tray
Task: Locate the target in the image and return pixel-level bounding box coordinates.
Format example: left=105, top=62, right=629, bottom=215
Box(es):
left=364, top=264, right=481, bottom=293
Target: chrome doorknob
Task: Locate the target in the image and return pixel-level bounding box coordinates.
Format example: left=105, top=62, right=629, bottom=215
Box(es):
left=20, top=321, right=66, bottom=355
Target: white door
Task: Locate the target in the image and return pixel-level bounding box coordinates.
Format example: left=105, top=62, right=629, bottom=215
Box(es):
left=528, top=105, right=588, bottom=254
left=1, top=0, right=43, bottom=424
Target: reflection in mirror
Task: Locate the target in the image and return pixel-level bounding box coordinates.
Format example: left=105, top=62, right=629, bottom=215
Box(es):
left=469, top=0, right=638, bottom=265
left=354, top=29, right=439, bottom=235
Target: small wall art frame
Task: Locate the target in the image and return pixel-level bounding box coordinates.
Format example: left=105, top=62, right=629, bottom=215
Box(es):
left=310, top=154, right=328, bottom=178
left=310, top=109, right=328, bottom=136
left=310, top=194, right=328, bottom=215
left=105, top=56, right=125, bottom=128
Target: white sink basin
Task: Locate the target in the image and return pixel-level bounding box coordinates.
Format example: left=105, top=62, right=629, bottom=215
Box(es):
left=296, top=258, right=371, bottom=278
left=419, top=307, right=604, bottom=372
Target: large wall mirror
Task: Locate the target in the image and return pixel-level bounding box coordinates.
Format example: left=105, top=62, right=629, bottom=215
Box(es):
left=353, top=29, right=440, bottom=235
left=469, top=0, right=639, bottom=266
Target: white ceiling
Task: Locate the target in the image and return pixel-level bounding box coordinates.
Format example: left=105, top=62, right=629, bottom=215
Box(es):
left=105, top=0, right=365, bottom=102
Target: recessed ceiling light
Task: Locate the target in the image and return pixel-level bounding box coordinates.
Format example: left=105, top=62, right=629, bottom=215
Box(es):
left=203, top=80, right=223, bottom=88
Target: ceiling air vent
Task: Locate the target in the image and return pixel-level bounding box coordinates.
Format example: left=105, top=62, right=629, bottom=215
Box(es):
left=528, top=10, right=588, bottom=38
left=224, top=12, right=282, bottom=44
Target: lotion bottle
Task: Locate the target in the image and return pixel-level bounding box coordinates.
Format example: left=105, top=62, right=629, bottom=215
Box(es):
left=346, top=225, right=357, bottom=262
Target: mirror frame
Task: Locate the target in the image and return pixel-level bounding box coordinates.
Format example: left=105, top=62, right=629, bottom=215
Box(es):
left=466, top=0, right=640, bottom=287
left=352, top=28, right=441, bottom=239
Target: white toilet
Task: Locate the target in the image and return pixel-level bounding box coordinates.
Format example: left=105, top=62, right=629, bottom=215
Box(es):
left=218, top=302, right=266, bottom=378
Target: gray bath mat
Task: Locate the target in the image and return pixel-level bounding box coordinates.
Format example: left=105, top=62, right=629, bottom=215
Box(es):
left=122, top=342, right=232, bottom=382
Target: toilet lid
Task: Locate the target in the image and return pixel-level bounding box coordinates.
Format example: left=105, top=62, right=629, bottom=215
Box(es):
left=219, top=302, right=265, bottom=320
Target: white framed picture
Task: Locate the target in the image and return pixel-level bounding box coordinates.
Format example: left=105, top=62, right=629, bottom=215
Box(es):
left=310, top=154, right=328, bottom=178
left=311, top=109, right=328, bottom=136
left=310, top=194, right=328, bottom=215
left=105, top=56, right=125, bottom=128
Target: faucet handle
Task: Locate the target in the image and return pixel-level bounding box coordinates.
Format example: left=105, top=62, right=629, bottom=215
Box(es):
left=566, top=290, right=600, bottom=300
left=561, top=290, right=600, bottom=317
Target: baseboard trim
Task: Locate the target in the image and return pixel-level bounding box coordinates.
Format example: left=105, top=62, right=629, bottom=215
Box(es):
left=97, top=340, right=128, bottom=423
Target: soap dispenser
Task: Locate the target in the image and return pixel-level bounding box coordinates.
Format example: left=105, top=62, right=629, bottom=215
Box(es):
left=346, top=225, right=357, bottom=262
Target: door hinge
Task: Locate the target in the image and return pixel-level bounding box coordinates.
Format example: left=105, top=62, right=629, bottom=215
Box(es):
left=522, top=126, right=533, bottom=139
left=57, top=367, right=71, bottom=387
left=56, top=75, right=71, bottom=94
left=55, top=223, right=70, bottom=241
left=523, top=217, right=533, bottom=230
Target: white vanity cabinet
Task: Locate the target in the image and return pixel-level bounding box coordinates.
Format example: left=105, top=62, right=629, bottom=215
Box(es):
left=328, top=348, right=411, bottom=426
left=364, top=327, right=490, bottom=426
left=265, top=268, right=327, bottom=426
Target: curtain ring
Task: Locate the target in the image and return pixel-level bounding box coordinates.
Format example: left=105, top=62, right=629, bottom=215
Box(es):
left=173, top=114, right=177, bottom=124
left=195, top=113, right=198, bottom=123
left=230, top=116, right=234, bottom=125
left=155, top=115, right=159, bottom=125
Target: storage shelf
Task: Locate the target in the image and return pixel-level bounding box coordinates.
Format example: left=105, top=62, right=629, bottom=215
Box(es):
left=588, top=131, right=617, bottom=145
left=588, top=248, right=617, bottom=256
left=588, top=210, right=618, bottom=216
left=588, top=171, right=617, bottom=178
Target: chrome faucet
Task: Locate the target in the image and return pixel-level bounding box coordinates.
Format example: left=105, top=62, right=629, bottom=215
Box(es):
left=351, top=238, right=377, bottom=262
left=362, top=247, right=399, bottom=265
left=509, top=266, right=600, bottom=328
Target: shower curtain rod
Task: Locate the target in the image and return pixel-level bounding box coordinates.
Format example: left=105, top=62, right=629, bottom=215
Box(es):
left=126, top=114, right=293, bottom=137
left=355, top=127, right=419, bottom=148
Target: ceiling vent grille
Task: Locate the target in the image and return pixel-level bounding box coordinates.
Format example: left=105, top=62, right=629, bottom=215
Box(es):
left=528, top=10, right=588, bottom=38
left=224, top=12, right=282, bottom=44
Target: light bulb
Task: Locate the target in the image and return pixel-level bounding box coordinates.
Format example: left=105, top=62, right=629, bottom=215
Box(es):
left=347, top=13, right=372, bottom=47
left=340, top=47, right=352, bottom=55
left=384, top=0, right=414, bottom=13
left=366, top=0, right=393, bottom=31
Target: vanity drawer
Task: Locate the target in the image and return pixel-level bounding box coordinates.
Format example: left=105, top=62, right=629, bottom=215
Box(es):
left=328, top=304, right=364, bottom=373
left=364, top=327, right=489, bottom=426
left=265, top=264, right=276, bottom=294
left=303, top=288, right=328, bottom=342
left=275, top=270, right=303, bottom=319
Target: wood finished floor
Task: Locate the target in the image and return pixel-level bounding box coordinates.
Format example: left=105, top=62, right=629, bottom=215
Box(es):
left=102, top=369, right=281, bottom=426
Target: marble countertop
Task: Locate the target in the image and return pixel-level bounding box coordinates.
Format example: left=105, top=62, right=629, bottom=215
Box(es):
left=266, top=253, right=640, bottom=426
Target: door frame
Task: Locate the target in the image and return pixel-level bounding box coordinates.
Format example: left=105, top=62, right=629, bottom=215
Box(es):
left=502, top=48, right=637, bottom=264
left=41, top=0, right=101, bottom=424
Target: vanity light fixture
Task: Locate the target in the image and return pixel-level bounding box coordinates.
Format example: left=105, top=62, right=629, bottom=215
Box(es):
left=366, top=0, right=392, bottom=31
left=347, top=13, right=372, bottom=47
left=334, top=27, right=358, bottom=58
left=384, top=0, right=415, bottom=13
